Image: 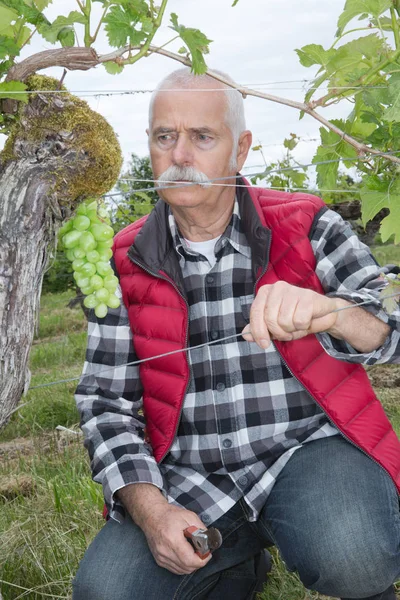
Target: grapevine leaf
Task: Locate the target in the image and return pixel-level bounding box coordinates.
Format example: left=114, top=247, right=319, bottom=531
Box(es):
left=359, top=178, right=400, bottom=226
left=380, top=280, right=400, bottom=313
left=0, top=35, right=20, bottom=59
left=382, top=73, right=400, bottom=122
left=232, top=0, right=240, bottom=5
left=0, top=0, right=49, bottom=27
left=0, top=4, right=19, bottom=34
left=103, top=61, right=124, bottom=74
left=0, top=79, right=28, bottom=102
left=312, top=122, right=358, bottom=190
left=58, top=26, right=74, bottom=47
left=337, top=0, right=392, bottom=35
left=34, top=0, right=52, bottom=9
left=337, top=34, right=384, bottom=61
left=380, top=202, right=400, bottom=243
left=295, top=44, right=334, bottom=68
left=170, top=13, right=212, bottom=74
left=38, top=11, right=86, bottom=44
left=134, top=191, right=154, bottom=202
left=104, top=4, right=148, bottom=47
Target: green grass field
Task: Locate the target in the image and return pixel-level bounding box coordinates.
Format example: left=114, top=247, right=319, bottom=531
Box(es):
left=1, top=247, right=400, bottom=599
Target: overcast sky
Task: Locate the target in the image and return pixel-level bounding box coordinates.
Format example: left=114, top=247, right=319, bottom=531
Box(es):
left=8, top=1, right=354, bottom=176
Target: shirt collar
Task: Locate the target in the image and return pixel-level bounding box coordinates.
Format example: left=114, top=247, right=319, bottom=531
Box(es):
left=168, top=197, right=252, bottom=263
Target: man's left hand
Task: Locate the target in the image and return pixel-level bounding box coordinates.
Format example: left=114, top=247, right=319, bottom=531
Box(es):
left=242, top=282, right=343, bottom=349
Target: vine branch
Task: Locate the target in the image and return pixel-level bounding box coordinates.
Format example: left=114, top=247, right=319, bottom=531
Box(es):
left=5, top=43, right=400, bottom=165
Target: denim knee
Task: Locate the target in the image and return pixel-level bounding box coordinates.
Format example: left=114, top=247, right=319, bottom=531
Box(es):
left=295, top=517, right=399, bottom=598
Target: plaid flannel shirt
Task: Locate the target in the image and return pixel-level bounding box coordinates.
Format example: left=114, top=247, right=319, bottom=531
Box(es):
left=75, top=201, right=400, bottom=525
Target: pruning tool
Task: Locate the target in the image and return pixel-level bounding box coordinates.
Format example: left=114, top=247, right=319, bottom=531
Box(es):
left=184, top=525, right=222, bottom=560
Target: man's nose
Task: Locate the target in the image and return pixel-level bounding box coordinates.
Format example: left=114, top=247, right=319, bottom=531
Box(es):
left=171, top=135, right=193, bottom=166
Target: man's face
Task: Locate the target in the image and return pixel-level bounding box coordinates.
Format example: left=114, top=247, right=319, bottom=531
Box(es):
left=148, top=87, right=239, bottom=209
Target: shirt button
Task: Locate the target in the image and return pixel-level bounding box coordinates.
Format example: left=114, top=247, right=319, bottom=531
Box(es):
left=222, top=438, right=232, bottom=448
left=238, top=476, right=248, bottom=487
left=206, top=275, right=214, bottom=284
left=216, top=382, right=225, bottom=392
left=210, top=330, right=219, bottom=341
left=202, top=513, right=211, bottom=524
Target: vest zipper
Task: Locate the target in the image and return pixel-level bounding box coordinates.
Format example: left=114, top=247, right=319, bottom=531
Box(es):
left=127, top=255, right=190, bottom=464
left=253, top=253, right=396, bottom=490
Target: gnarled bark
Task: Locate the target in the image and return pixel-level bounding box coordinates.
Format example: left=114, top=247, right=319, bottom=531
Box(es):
left=0, top=85, right=121, bottom=429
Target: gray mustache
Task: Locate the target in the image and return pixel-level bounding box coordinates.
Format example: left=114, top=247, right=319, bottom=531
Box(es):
left=157, top=166, right=211, bottom=188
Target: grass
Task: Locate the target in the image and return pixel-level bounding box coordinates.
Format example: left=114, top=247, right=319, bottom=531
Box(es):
left=1, top=249, right=400, bottom=599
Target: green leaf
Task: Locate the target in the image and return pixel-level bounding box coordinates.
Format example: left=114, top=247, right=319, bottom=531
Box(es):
left=383, top=73, right=400, bottom=122
left=380, top=280, right=400, bottom=312
left=0, top=0, right=49, bottom=27
left=104, top=5, right=136, bottom=47
left=34, top=0, right=52, bottom=9
left=58, top=26, right=74, bottom=47
left=380, top=202, right=400, bottom=243
left=359, top=178, right=398, bottom=226
left=295, top=44, right=334, bottom=68
left=38, top=11, right=86, bottom=44
left=312, top=122, right=358, bottom=190
left=337, top=0, right=392, bottom=35
left=178, top=46, right=187, bottom=55
left=103, top=61, right=124, bottom=74
left=232, top=0, right=239, bottom=5
left=0, top=79, right=28, bottom=102
left=0, top=35, right=20, bottom=59
left=170, top=13, right=212, bottom=74
left=283, top=135, right=297, bottom=151
left=0, top=4, right=19, bottom=36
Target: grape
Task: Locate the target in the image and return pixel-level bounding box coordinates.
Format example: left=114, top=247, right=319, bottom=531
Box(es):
left=72, top=258, right=86, bottom=271
left=97, top=249, right=113, bottom=262
left=95, top=303, right=108, bottom=319
left=63, top=230, right=82, bottom=248
left=103, top=275, right=119, bottom=291
left=107, top=295, right=121, bottom=309
left=83, top=294, right=98, bottom=309
left=81, top=285, right=94, bottom=295
left=96, top=261, right=113, bottom=277
left=79, top=262, right=97, bottom=277
left=58, top=198, right=120, bottom=319
left=76, top=204, right=88, bottom=215
left=90, top=274, right=104, bottom=290
left=97, top=239, right=114, bottom=250
left=91, top=223, right=114, bottom=242
left=73, top=247, right=86, bottom=259
left=73, top=215, right=91, bottom=231
left=86, top=250, right=100, bottom=264
left=75, top=276, right=91, bottom=289
left=79, top=231, right=97, bottom=253
left=95, top=288, right=110, bottom=303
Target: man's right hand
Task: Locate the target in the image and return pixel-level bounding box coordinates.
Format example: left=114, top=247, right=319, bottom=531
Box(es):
left=117, top=483, right=212, bottom=575
left=142, top=503, right=212, bottom=574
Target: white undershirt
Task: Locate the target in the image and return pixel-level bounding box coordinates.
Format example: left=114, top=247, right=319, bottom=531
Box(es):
left=183, top=236, right=221, bottom=269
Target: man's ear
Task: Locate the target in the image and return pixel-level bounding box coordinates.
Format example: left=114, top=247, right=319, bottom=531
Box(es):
left=236, top=130, right=252, bottom=171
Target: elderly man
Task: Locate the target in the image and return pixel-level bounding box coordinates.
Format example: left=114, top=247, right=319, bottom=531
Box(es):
left=73, top=68, right=400, bottom=600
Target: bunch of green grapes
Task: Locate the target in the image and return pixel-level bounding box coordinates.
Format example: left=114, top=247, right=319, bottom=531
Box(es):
left=58, top=200, right=120, bottom=318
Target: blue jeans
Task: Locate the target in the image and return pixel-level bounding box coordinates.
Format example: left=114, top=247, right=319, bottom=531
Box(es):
left=73, top=437, right=400, bottom=599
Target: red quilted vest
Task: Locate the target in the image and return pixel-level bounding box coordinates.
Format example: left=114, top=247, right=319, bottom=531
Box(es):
left=113, top=182, right=400, bottom=494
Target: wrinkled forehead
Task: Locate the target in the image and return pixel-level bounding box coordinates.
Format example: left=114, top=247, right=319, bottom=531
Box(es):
left=150, top=86, right=229, bottom=131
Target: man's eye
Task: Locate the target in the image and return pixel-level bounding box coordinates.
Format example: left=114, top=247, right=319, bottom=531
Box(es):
left=197, top=134, right=211, bottom=141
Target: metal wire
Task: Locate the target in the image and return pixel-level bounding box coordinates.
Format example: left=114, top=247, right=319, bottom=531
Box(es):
left=103, top=151, right=400, bottom=198
left=26, top=291, right=400, bottom=393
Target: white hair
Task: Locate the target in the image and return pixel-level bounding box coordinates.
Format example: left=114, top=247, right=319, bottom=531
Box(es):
left=148, top=67, right=246, bottom=168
